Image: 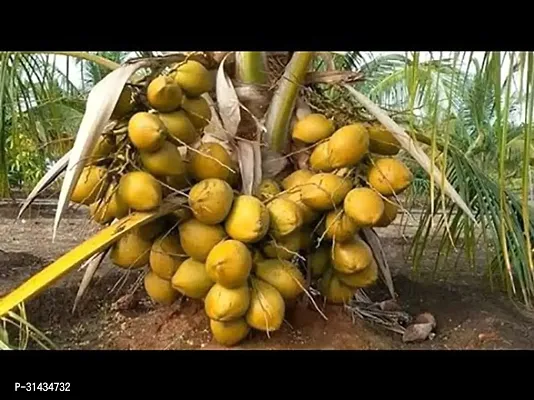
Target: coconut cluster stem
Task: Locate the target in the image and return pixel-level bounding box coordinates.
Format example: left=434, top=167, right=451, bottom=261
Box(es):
left=236, top=52, right=268, bottom=85
left=265, top=52, right=315, bottom=153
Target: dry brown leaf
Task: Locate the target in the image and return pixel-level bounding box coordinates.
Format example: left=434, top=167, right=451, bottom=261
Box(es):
left=402, top=323, right=434, bottom=343
left=415, top=312, right=437, bottom=329
left=18, top=150, right=71, bottom=219
left=305, top=71, right=364, bottom=85
left=53, top=60, right=149, bottom=240
left=72, top=249, right=108, bottom=313
left=261, top=148, right=287, bottom=179
left=216, top=54, right=241, bottom=138
left=237, top=140, right=256, bottom=195
left=361, top=228, right=396, bottom=299
left=252, top=141, right=262, bottom=192
left=201, top=94, right=229, bottom=141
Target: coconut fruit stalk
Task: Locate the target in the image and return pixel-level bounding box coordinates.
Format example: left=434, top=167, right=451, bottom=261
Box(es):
left=264, top=52, right=315, bottom=153
left=235, top=52, right=268, bottom=85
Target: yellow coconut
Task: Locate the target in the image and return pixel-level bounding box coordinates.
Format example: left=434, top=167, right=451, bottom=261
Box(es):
left=257, top=179, right=281, bottom=201
left=300, top=173, right=353, bottom=211
left=224, top=195, right=270, bottom=243
left=323, top=210, right=359, bottom=243
left=328, top=123, right=369, bottom=168
left=182, top=95, right=212, bottom=129
left=375, top=198, right=399, bottom=227
left=127, top=111, right=167, bottom=152
left=204, top=283, right=250, bottom=321
left=205, top=239, right=252, bottom=288
left=281, top=169, right=314, bottom=191
left=110, top=230, right=152, bottom=269
left=178, top=218, right=226, bottom=262
left=280, top=190, right=319, bottom=225
left=309, top=141, right=334, bottom=172
left=336, top=259, right=378, bottom=289
left=307, top=245, right=331, bottom=278
left=149, top=233, right=186, bottom=280
left=266, top=197, right=303, bottom=238
left=171, top=257, right=214, bottom=299
left=343, top=187, right=385, bottom=227
left=173, top=60, right=214, bottom=97
left=118, top=171, right=162, bottom=211
left=332, top=237, right=373, bottom=274
left=89, top=182, right=128, bottom=224
left=319, top=269, right=355, bottom=304
left=367, top=157, right=413, bottom=196
left=246, top=278, right=285, bottom=333
left=255, top=259, right=306, bottom=301
left=210, top=318, right=250, bottom=347
left=292, top=113, right=335, bottom=144
left=188, top=178, right=234, bottom=225
left=144, top=271, right=178, bottom=305
left=189, top=142, right=233, bottom=182
left=262, top=230, right=302, bottom=260
left=111, top=85, right=135, bottom=119
left=367, top=123, right=401, bottom=155
left=157, top=110, right=199, bottom=145
left=139, top=141, right=185, bottom=177
left=147, top=75, right=183, bottom=112
left=71, top=166, right=107, bottom=205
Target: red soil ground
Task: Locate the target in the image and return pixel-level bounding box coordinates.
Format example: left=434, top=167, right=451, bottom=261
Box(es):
left=1, top=203, right=533, bottom=350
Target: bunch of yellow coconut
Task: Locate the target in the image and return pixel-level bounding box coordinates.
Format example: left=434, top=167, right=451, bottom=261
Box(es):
left=69, top=59, right=413, bottom=347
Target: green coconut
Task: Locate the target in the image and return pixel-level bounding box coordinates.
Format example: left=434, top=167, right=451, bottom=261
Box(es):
left=307, top=245, right=331, bottom=278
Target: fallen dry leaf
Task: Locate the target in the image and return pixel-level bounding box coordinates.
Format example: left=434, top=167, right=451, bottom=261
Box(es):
left=402, top=323, right=434, bottom=343
left=379, top=299, right=402, bottom=312
left=415, top=312, right=437, bottom=329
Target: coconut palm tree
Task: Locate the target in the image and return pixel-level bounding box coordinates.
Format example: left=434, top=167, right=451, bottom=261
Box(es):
left=0, top=51, right=533, bottom=349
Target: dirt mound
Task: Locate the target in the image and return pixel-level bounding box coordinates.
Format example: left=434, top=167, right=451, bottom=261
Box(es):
left=0, top=250, right=44, bottom=296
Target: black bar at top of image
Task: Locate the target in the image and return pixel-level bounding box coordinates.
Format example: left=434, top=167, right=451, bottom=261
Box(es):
left=1, top=21, right=531, bottom=51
